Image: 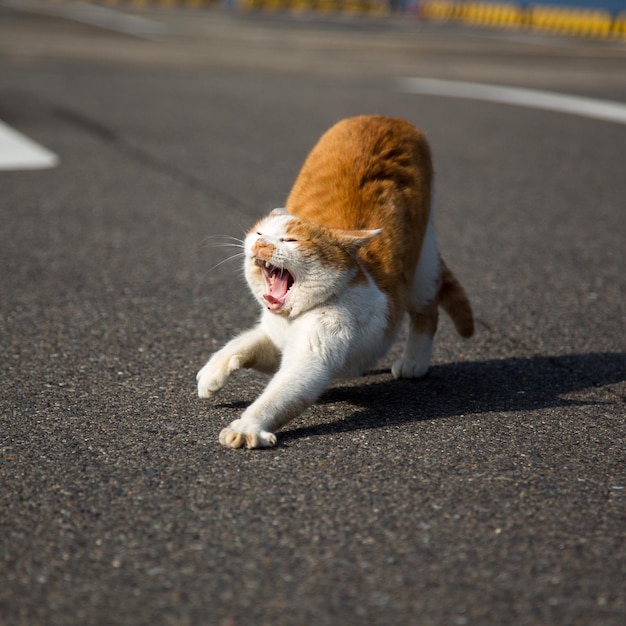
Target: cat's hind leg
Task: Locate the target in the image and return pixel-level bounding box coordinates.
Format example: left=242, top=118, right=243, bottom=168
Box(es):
left=392, top=219, right=440, bottom=380
left=392, top=304, right=438, bottom=379
left=197, top=326, right=280, bottom=398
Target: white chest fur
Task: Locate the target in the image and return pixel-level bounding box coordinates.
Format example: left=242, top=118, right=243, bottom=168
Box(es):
left=261, top=273, right=390, bottom=378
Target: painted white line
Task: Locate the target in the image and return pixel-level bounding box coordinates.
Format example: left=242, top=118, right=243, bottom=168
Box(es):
left=0, top=119, right=59, bottom=170
left=1, top=0, right=167, bottom=40
left=397, top=77, right=626, bottom=126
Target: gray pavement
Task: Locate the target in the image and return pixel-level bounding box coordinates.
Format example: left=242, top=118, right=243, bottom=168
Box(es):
left=1, top=5, right=625, bottom=625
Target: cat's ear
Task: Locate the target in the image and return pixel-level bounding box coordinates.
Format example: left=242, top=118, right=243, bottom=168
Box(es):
left=331, top=228, right=382, bottom=255
left=270, top=208, right=288, bottom=217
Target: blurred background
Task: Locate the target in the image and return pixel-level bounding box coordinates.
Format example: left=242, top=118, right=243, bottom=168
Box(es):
left=2, top=2, right=625, bottom=626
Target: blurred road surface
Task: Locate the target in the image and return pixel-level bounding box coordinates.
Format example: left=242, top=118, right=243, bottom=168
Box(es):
left=1, top=4, right=625, bottom=625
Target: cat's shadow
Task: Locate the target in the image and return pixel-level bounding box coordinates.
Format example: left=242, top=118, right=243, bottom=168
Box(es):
left=274, top=352, right=624, bottom=442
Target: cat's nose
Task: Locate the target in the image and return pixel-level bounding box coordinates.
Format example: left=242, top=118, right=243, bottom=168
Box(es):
left=253, top=240, right=276, bottom=262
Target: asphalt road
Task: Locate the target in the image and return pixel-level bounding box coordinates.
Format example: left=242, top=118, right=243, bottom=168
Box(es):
left=1, top=4, right=625, bottom=625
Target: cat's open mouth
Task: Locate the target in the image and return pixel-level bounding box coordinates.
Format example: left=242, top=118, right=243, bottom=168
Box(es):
left=256, top=259, right=295, bottom=311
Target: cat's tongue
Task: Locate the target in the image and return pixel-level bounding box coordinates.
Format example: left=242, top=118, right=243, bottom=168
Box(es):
left=262, top=267, right=293, bottom=311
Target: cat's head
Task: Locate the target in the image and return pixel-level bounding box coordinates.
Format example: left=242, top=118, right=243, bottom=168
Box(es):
left=244, top=208, right=380, bottom=317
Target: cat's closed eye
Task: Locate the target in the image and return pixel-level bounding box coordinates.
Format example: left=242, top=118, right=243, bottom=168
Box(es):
left=279, top=238, right=298, bottom=243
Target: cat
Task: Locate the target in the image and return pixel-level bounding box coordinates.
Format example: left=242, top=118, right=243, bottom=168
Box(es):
left=197, top=115, right=474, bottom=449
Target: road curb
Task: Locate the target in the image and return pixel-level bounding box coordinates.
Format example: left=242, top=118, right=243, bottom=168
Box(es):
left=94, top=0, right=386, bottom=14
left=240, top=0, right=387, bottom=15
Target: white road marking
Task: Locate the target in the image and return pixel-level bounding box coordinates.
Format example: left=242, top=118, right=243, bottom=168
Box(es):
left=0, top=119, right=59, bottom=170
left=397, top=77, right=626, bottom=126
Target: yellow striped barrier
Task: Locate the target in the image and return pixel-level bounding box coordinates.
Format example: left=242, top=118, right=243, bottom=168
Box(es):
left=532, top=5, right=612, bottom=37
left=615, top=12, right=626, bottom=37
left=460, top=2, right=522, bottom=28
left=419, top=1, right=625, bottom=40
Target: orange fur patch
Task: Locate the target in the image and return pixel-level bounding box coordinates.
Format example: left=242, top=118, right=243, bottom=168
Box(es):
left=438, top=260, right=475, bottom=338
left=284, top=220, right=356, bottom=272
left=253, top=240, right=276, bottom=263
left=286, top=116, right=433, bottom=330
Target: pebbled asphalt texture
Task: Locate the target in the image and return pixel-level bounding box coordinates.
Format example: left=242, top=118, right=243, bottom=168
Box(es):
left=1, top=6, right=625, bottom=626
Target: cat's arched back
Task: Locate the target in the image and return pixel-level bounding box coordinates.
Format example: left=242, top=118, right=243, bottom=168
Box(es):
left=286, top=116, right=435, bottom=332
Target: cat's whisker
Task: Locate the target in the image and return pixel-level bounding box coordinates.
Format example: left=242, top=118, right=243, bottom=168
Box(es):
left=206, top=243, right=245, bottom=250
left=198, top=235, right=246, bottom=252
left=202, top=234, right=244, bottom=242
left=201, top=252, right=246, bottom=280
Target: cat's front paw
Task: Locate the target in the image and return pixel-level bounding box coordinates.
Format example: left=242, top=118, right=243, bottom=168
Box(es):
left=391, top=357, right=430, bottom=380
left=219, top=420, right=277, bottom=450
left=196, top=354, right=242, bottom=398
left=196, top=362, right=225, bottom=398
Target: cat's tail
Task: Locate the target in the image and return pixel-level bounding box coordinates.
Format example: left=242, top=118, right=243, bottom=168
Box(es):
left=438, top=259, right=475, bottom=338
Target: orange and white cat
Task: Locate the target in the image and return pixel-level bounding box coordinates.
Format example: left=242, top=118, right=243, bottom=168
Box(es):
left=197, top=115, right=474, bottom=449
